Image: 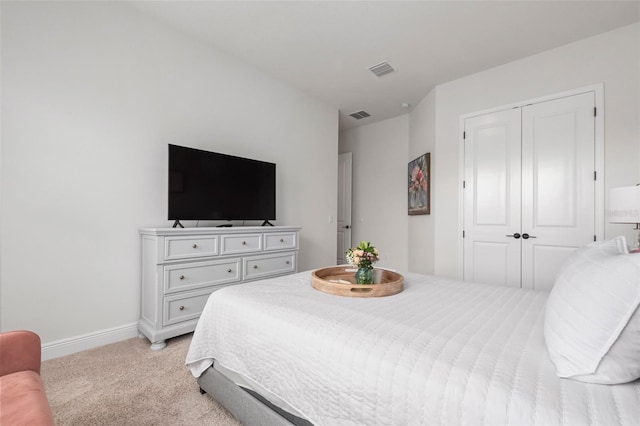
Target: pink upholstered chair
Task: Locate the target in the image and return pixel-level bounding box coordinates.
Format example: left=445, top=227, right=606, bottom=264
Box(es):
left=0, top=330, right=55, bottom=425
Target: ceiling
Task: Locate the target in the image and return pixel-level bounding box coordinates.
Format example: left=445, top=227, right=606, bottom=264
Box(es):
left=128, top=1, right=640, bottom=130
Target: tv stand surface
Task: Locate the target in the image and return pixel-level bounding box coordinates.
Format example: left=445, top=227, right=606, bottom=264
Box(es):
left=138, top=225, right=301, bottom=350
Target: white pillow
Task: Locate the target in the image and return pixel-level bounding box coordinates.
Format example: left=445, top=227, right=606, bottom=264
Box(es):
left=544, top=236, right=640, bottom=384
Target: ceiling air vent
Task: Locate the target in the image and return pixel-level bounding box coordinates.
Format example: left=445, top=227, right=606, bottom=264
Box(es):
left=368, top=61, right=395, bottom=77
left=349, top=110, right=371, bottom=120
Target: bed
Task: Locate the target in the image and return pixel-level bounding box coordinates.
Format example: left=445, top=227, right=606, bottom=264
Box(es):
left=186, top=240, right=640, bottom=426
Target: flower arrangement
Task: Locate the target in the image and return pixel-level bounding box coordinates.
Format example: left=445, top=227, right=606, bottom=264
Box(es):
left=345, top=241, right=379, bottom=270
left=409, top=163, right=427, bottom=194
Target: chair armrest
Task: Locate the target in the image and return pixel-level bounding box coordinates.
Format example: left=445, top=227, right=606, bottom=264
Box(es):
left=0, top=330, right=42, bottom=376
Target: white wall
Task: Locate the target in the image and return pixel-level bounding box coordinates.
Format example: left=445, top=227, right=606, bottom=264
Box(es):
left=339, top=116, right=409, bottom=271
left=432, top=23, right=640, bottom=278
left=0, top=2, right=338, bottom=345
left=342, top=23, right=639, bottom=279
left=408, top=90, right=436, bottom=274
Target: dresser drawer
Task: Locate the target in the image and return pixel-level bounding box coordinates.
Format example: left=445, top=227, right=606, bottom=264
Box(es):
left=164, top=236, right=218, bottom=261
left=264, top=232, right=298, bottom=251
left=244, top=252, right=297, bottom=280
left=220, top=234, right=262, bottom=255
left=163, top=288, right=217, bottom=326
left=164, top=259, right=241, bottom=294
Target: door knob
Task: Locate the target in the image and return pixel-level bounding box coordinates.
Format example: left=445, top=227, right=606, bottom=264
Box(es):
left=343, top=225, right=351, bottom=229
left=506, top=233, right=521, bottom=239
left=522, top=233, right=537, bottom=239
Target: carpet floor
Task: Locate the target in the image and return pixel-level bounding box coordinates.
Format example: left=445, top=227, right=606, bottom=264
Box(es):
left=41, top=334, right=241, bottom=425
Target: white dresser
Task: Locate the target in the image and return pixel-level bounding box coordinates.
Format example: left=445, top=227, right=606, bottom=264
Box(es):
left=138, top=226, right=301, bottom=349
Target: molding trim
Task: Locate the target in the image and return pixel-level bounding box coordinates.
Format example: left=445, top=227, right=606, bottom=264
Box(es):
left=42, top=323, right=140, bottom=361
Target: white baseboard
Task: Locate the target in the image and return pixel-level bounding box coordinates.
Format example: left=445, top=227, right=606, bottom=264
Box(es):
left=42, top=323, right=140, bottom=361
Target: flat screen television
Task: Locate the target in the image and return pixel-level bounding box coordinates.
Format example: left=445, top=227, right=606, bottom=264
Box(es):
left=168, top=144, right=276, bottom=226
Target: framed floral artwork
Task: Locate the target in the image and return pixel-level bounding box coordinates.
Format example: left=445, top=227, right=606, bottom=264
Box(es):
left=408, top=153, right=430, bottom=215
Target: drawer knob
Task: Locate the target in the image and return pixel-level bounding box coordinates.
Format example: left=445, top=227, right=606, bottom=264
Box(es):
left=285, top=261, right=290, bottom=265
left=242, top=241, right=247, bottom=245
left=179, top=305, right=185, bottom=311
left=192, top=244, right=197, bottom=249
left=280, top=239, right=284, bottom=243
left=179, top=275, right=185, bottom=280
left=253, top=265, right=258, bottom=269
left=227, top=268, right=232, bottom=273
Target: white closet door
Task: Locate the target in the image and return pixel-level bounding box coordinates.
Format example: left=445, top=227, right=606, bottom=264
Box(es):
left=463, top=109, right=522, bottom=287
left=521, top=92, right=595, bottom=290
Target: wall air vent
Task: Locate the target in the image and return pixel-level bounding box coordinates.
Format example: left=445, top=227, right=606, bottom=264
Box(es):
left=368, top=61, right=395, bottom=77
left=349, top=110, right=371, bottom=120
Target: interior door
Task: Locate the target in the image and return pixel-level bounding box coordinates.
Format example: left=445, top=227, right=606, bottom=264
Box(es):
left=463, top=91, right=596, bottom=290
left=337, top=152, right=352, bottom=264
left=520, top=92, right=596, bottom=290
left=463, top=109, right=522, bottom=287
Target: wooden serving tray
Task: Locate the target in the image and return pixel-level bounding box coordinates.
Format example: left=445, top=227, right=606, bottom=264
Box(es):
left=311, top=266, right=403, bottom=297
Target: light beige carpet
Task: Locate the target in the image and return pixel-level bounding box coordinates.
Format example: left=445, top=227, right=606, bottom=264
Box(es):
left=41, top=334, right=241, bottom=425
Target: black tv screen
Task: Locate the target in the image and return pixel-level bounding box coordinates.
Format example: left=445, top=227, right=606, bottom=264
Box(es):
left=168, top=144, right=276, bottom=222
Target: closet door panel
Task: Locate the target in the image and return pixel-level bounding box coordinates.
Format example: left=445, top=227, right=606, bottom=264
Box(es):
left=474, top=126, right=509, bottom=225
left=467, top=241, right=512, bottom=286
left=531, top=112, right=578, bottom=226
left=521, top=92, right=595, bottom=290
left=530, top=245, right=577, bottom=291
left=463, top=109, right=521, bottom=287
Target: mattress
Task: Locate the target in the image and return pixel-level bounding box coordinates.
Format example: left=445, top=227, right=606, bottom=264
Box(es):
left=186, top=271, right=640, bottom=426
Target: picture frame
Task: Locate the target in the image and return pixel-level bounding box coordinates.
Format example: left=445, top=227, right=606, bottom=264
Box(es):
left=408, top=153, right=430, bottom=215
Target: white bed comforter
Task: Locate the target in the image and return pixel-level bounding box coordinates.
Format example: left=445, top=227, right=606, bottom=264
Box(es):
left=186, top=272, right=640, bottom=426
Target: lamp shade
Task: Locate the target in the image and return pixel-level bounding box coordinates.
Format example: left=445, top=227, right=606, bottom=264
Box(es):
left=608, top=186, right=640, bottom=223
